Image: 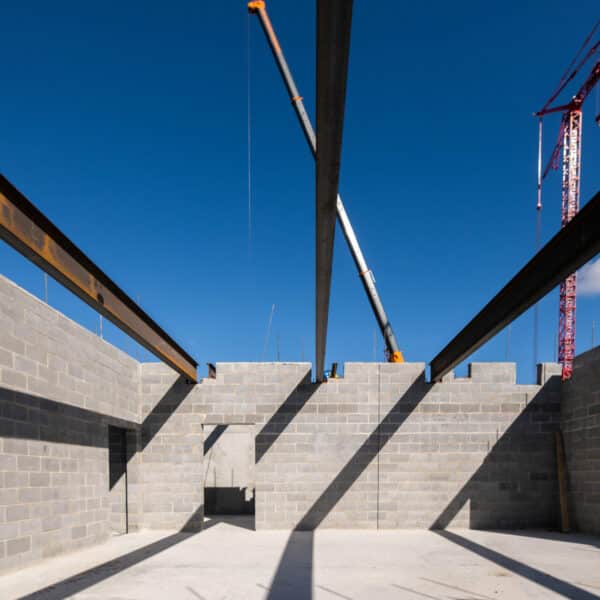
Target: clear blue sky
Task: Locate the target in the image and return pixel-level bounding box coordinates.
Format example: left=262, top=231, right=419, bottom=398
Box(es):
left=0, top=1, right=598, bottom=382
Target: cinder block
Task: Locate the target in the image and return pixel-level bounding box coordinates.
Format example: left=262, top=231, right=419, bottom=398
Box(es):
left=0, top=348, right=13, bottom=368
left=1, top=368, right=27, bottom=389
left=6, top=536, right=30, bottom=556
left=468, top=363, right=516, bottom=384
left=0, top=332, right=25, bottom=356
left=537, top=363, right=562, bottom=386
left=6, top=505, right=30, bottom=521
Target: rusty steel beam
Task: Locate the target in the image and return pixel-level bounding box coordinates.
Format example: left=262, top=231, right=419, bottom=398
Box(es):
left=430, top=190, right=600, bottom=382
left=315, top=0, right=354, bottom=382
left=0, top=175, right=198, bottom=382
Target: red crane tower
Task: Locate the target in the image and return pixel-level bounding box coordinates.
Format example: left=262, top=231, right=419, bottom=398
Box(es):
left=535, top=22, right=600, bottom=379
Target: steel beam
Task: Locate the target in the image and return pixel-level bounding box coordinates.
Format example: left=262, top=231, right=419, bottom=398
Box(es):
left=249, top=3, right=403, bottom=363
left=315, top=0, right=353, bottom=381
left=430, top=190, right=600, bottom=382
left=0, top=175, right=198, bottom=382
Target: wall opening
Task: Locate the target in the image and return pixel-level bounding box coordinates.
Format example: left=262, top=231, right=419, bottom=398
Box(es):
left=108, top=425, right=129, bottom=535
left=203, top=424, right=255, bottom=525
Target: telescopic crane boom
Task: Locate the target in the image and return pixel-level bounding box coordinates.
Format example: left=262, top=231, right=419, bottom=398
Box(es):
left=248, top=1, right=404, bottom=363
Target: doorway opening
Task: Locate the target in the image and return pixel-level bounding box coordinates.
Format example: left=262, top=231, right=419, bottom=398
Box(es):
left=203, top=424, right=255, bottom=529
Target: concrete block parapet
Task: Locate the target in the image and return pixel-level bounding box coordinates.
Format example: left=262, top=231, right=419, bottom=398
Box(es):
left=212, top=362, right=311, bottom=384
left=537, top=362, right=562, bottom=386
left=342, top=362, right=426, bottom=384
left=468, top=362, right=516, bottom=384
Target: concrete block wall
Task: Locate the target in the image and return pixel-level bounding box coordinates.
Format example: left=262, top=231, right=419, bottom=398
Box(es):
left=0, top=275, right=139, bottom=421
left=379, top=363, right=560, bottom=529
left=137, top=362, right=310, bottom=530
left=2, top=269, right=599, bottom=570
left=149, top=360, right=560, bottom=531
left=252, top=362, right=559, bottom=529
left=0, top=276, right=140, bottom=573
left=138, top=364, right=203, bottom=531
left=562, top=346, right=600, bottom=534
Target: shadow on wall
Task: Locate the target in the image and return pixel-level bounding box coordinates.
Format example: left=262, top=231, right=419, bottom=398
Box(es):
left=141, top=375, right=195, bottom=450
left=260, top=374, right=429, bottom=598
left=0, top=374, right=201, bottom=550
left=204, top=424, right=227, bottom=454
left=4, top=375, right=215, bottom=599
left=262, top=371, right=574, bottom=599
left=4, top=369, right=594, bottom=600
left=0, top=387, right=139, bottom=448
left=255, top=373, right=316, bottom=464
left=0, top=374, right=194, bottom=452
left=431, top=373, right=562, bottom=530
left=257, top=371, right=563, bottom=532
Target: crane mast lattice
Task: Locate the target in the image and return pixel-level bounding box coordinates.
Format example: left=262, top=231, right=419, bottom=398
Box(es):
left=557, top=110, right=581, bottom=378
left=535, top=22, right=599, bottom=380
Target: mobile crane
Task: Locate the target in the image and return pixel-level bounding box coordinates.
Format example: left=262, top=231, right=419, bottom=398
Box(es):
left=248, top=1, right=404, bottom=363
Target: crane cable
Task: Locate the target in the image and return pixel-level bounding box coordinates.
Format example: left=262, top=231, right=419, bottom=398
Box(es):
left=534, top=117, right=543, bottom=378
left=247, top=11, right=253, bottom=256
left=540, top=20, right=599, bottom=114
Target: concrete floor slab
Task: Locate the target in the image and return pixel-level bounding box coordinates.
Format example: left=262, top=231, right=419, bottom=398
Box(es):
left=1, top=518, right=599, bottom=600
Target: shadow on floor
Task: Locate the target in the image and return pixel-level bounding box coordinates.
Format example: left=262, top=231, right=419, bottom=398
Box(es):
left=265, top=532, right=314, bottom=600
left=263, top=370, right=595, bottom=599
left=435, top=530, right=600, bottom=600
left=18, top=507, right=204, bottom=600
left=264, top=371, right=430, bottom=598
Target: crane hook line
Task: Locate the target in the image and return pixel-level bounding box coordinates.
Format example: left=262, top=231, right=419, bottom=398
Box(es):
left=533, top=117, right=543, bottom=381
left=247, top=11, right=253, bottom=256
left=262, top=304, right=276, bottom=361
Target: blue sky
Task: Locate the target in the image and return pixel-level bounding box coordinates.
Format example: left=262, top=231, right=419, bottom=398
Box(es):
left=0, top=1, right=598, bottom=382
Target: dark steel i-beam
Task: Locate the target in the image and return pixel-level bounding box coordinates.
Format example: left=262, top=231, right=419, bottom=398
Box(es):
left=249, top=2, right=403, bottom=363
left=315, top=0, right=353, bottom=382
left=430, top=190, right=600, bottom=382
left=0, top=175, right=198, bottom=382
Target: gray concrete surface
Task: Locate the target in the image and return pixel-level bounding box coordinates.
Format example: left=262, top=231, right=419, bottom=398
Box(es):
left=1, top=520, right=599, bottom=599
left=562, top=346, right=600, bottom=535
left=2, top=272, right=599, bottom=578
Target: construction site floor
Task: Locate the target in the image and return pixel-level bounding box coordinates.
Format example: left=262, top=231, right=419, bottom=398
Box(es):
left=1, top=517, right=599, bottom=600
